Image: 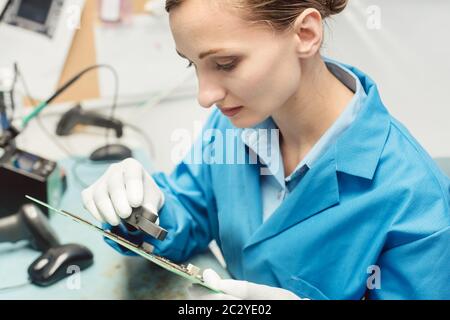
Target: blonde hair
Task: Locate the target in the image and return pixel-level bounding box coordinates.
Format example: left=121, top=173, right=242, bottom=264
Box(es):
left=165, top=0, right=348, bottom=30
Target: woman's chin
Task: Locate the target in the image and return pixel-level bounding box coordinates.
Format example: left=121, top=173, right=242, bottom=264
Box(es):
left=228, top=113, right=266, bottom=129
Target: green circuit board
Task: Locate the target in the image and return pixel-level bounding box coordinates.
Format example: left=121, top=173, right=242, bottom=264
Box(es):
left=25, top=195, right=220, bottom=293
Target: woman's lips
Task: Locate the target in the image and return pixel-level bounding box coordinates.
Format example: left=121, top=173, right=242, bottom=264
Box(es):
left=220, top=106, right=243, bottom=117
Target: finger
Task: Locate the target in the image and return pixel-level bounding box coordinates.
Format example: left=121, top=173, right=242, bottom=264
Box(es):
left=202, top=268, right=222, bottom=292
left=143, top=171, right=165, bottom=214
left=107, top=164, right=132, bottom=219
left=203, top=269, right=245, bottom=299
left=217, top=279, right=250, bottom=299
left=93, top=180, right=120, bottom=226
left=81, top=187, right=104, bottom=223
left=123, top=158, right=144, bottom=207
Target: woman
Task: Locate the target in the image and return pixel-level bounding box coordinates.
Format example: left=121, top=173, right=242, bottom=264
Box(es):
left=82, top=0, right=450, bottom=299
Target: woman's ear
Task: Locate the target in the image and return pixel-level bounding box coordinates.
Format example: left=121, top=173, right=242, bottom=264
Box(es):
left=292, top=8, right=323, bottom=58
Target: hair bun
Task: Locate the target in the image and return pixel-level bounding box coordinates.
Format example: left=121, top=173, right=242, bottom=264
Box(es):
left=327, top=0, right=348, bottom=15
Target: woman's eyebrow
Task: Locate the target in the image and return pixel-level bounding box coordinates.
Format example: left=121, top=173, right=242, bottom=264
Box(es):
left=198, top=49, right=225, bottom=59
left=176, top=48, right=226, bottom=60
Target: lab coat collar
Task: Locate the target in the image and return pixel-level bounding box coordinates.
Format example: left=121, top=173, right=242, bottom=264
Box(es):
left=243, top=65, right=391, bottom=249
left=244, top=147, right=340, bottom=250
left=334, top=65, right=391, bottom=180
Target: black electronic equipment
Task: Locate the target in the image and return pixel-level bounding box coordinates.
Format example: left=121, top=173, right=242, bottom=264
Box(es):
left=56, top=104, right=124, bottom=137
left=56, top=104, right=133, bottom=162
left=0, top=145, right=66, bottom=218
left=1, top=0, right=64, bottom=38
left=28, top=243, right=93, bottom=287
left=0, top=203, right=60, bottom=251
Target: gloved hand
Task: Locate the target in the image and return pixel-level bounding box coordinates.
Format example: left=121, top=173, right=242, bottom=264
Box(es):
left=81, top=158, right=165, bottom=226
left=189, top=269, right=310, bottom=300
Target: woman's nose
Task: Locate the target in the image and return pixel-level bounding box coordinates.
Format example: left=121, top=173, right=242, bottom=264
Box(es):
left=197, top=76, right=226, bottom=109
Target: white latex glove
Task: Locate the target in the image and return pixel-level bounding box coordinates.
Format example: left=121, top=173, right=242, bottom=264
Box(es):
left=189, top=269, right=310, bottom=300
left=81, top=158, right=165, bottom=226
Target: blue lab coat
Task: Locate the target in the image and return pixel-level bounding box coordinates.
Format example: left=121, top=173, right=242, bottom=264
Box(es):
left=108, top=63, right=450, bottom=299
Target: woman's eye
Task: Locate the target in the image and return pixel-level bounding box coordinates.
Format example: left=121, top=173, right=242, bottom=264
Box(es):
left=216, top=61, right=237, bottom=71
left=185, top=59, right=238, bottom=71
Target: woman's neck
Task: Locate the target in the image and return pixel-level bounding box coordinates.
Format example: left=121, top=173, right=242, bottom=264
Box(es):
left=272, top=56, right=355, bottom=165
